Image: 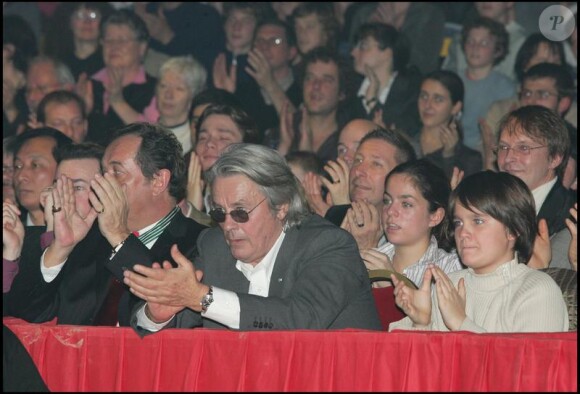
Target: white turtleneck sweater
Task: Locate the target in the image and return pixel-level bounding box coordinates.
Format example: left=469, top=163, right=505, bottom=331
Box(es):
left=389, top=258, right=569, bottom=333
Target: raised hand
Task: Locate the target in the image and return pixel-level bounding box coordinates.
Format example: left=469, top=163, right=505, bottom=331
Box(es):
left=246, top=48, right=275, bottom=90
left=360, top=249, right=394, bottom=288
left=430, top=265, right=466, bottom=331
left=40, top=184, right=56, bottom=231
left=75, top=72, right=94, bottom=114
left=341, top=200, right=383, bottom=249
left=212, top=53, right=237, bottom=93
left=3, top=199, right=24, bottom=260
left=186, top=152, right=205, bottom=211
left=392, top=266, right=432, bottom=326
left=320, top=158, right=350, bottom=206
left=297, top=106, right=314, bottom=152
left=440, top=120, right=460, bottom=157
left=277, top=100, right=296, bottom=155
left=527, top=218, right=551, bottom=269
left=478, top=117, right=496, bottom=170
left=89, top=172, right=130, bottom=247
left=51, top=175, right=98, bottom=249
left=134, top=3, right=174, bottom=44
left=566, top=203, right=577, bottom=271
left=450, top=166, right=464, bottom=191
left=302, top=172, right=331, bottom=217
left=106, top=68, right=125, bottom=105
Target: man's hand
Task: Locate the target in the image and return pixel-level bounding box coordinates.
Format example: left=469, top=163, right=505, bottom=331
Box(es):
left=89, top=172, right=131, bottom=247
left=3, top=199, right=24, bottom=260
left=320, top=158, right=350, bottom=206
left=277, top=100, right=296, bottom=155
left=302, top=172, right=331, bottom=217
left=134, top=3, right=175, bottom=44
left=431, top=265, right=466, bottom=331
left=186, top=152, right=205, bottom=211
left=246, top=48, right=276, bottom=90
left=341, top=200, right=382, bottom=250
left=124, top=244, right=208, bottom=317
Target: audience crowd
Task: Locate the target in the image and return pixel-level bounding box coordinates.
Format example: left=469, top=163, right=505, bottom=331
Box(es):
left=2, top=3, right=578, bottom=367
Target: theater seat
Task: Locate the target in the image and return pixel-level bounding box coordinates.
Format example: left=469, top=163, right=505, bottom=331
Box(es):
left=369, top=269, right=416, bottom=331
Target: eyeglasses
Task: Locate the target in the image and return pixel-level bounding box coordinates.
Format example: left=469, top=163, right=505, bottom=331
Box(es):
left=73, top=10, right=99, bottom=21
left=492, top=144, right=547, bottom=156
left=254, top=37, right=284, bottom=48
left=26, top=83, right=62, bottom=96
left=101, top=37, right=138, bottom=47
left=519, top=89, right=559, bottom=101
left=209, top=198, right=266, bottom=223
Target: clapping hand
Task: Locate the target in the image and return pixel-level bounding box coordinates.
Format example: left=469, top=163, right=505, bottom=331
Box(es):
left=392, top=265, right=433, bottom=326
left=89, top=172, right=130, bottom=247
left=341, top=200, right=382, bottom=250
left=440, top=119, right=459, bottom=158
left=3, top=199, right=24, bottom=261
left=430, top=264, right=466, bottom=331
left=186, top=152, right=205, bottom=211
left=213, top=53, right=237, bottom=93
left=320, top=158, right=350, bottom=206
left=302, top=172, right=332, bottom=217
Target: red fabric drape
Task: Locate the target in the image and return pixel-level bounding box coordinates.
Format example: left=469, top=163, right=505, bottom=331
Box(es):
left=3, top=317, right=577, bottom=392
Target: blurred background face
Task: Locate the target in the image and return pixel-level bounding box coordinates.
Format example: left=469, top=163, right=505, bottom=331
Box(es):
left=526, top=42, right=562, bottom=70
left=351, top=36, right=390, bottom=75
left=303, top=60, right=341, bottom=115
left=337, top=120, right=375, bottom=168
left=3, top=60, right=25, bottom=108
left=102, top=24, right=145, bottom=69
left=71, top=6, right=102, bottom=42
left=195, top=114, right=244, bottom=170
left=253, top=25, right=294, bottom=70
left=43, top=101, right=88, bottom=143
left=56, top=158, right=101, bottom=218
left=3, top=148, right=15, bottom=201
left=295, top=13, right=326, bottom=54
left=225, top=8, right=257, bottom=54
left=26, top=61, right=63, bottom=112
left=157, top=70, right=194, bottom=123
left=13, top=137, right=58, bottom=212
left=418, top=79, right=460, bottom=128
left=519, top=78, right=562, bottom=113
left=349, top=139, right=399, bottom=207
left=464, top=27, right=497, bottom=69
left=474, top=2, right=511, bottom=21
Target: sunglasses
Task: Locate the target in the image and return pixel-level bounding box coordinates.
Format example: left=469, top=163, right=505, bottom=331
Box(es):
left=209, top=198, right=266, bottom=223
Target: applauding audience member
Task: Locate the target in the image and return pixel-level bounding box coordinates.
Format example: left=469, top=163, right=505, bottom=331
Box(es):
left=390, top=170, right=569, bottom=333
left=496, top=106, right=575, bottom=237
left=5, top=124, right=207, bottom=326
left=126, top=143, right=382, bottom=334
left=417, top=70, right=482, bottom=178
left=326, top=128, right=416, bottom=250
left=362, top=160, right=462, bottom=288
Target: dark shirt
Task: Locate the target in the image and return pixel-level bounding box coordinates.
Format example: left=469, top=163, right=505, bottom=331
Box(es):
left=423, top=143, right=483, bottom=179
left=63, top=49, right=105, bottom=81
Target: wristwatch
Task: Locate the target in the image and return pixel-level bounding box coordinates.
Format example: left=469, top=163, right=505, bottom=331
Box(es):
left=200, top=286, right=214, bottom=313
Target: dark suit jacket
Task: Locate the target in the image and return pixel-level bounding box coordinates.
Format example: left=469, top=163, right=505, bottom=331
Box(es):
left=349, top=68, right=422, bottom=138
left=5, top=212, right=207, bottom=326
left=538, top=180, right=577, bottom=236
left=132, top=215, right=382, bottom=334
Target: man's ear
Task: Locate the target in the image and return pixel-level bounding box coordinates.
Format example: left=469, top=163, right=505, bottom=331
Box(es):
left=276, top=202, right=290, bottom=223
left=557, top=96, right=572, bottom=116
left=152, top=169, right=171, bottom=196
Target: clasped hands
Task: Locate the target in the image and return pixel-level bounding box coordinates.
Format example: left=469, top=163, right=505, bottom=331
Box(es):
left=392, top=264, right=467, bottom=331
left=123, top=244, right=208, bottom=323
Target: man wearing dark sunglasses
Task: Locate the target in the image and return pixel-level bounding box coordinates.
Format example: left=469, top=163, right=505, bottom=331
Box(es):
left=126, top=143, right=382, bottom=334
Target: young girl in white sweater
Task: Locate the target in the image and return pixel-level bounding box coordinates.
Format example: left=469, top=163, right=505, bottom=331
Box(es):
left=389, top=171, right=569, bottom=332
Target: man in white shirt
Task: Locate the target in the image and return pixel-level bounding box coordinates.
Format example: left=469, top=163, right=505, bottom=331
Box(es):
left=125, top=143, right=382, bottom=334
left=496, top=105, right=575, bottom=237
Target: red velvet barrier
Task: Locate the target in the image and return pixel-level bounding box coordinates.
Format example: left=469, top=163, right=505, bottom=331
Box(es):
left=3, top=317, right=577, bottom=392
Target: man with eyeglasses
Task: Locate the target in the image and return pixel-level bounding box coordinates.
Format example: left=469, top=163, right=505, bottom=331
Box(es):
left=496, top=105, right=575, bottom=238
left=126, top=143, right=382, bottom=334
left=233, top=19, right=302, bottom=142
